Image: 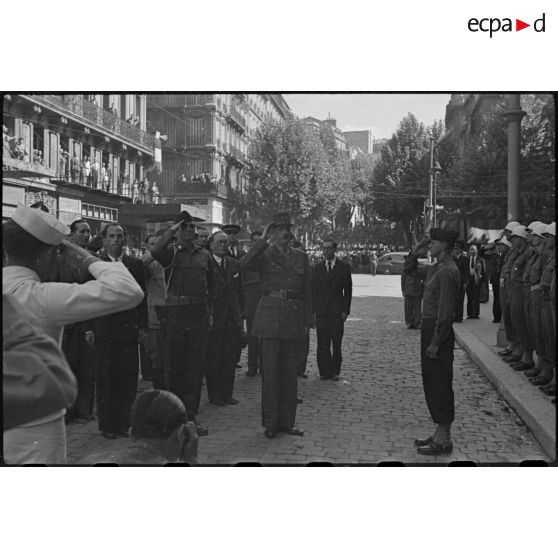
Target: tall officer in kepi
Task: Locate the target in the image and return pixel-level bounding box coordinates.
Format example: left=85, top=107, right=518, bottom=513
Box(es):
left=411, top=228, right=460, bottom=456
left=241, top=212, right=312, bottom=439
left=151, top=211, right=216, bottom=436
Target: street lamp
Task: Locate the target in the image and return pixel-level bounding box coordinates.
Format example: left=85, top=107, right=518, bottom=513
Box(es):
left=430, top=160, right=442, bottom=227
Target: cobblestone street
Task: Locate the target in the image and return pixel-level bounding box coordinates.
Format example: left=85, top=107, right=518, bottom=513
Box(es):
left=67, top=274, right=549, bottom=464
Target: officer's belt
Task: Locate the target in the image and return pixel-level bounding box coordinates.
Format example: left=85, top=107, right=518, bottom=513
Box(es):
left=164, top=294, right=207, bottom=306
left=263, top=290, right=301, bottom=300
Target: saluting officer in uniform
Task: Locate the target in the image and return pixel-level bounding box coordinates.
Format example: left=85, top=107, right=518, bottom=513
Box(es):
left=151, top=211, right=216, bottom=436
left=241, top=212, right=312, bottom=439
left=244, top=231, right=263, bottom=377
left=412, top=228, right=460, bottom=456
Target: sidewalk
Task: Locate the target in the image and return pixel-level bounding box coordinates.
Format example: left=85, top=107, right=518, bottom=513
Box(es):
left=453, top=298, right=556, bottom=460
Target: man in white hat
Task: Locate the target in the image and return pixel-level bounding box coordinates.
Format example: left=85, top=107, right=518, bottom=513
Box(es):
left=2, top=204, right=144, bottom=464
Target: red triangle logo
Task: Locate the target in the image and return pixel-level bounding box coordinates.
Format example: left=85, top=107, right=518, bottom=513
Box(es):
left=516, top=19, right=530, bottom=31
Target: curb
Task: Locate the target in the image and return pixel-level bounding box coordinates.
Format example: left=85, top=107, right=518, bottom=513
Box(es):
left=454, top=324, right=556, bottom=460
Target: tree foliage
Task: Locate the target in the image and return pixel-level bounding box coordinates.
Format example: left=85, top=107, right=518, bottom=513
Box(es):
left=237, top=116, right=364, bottom=239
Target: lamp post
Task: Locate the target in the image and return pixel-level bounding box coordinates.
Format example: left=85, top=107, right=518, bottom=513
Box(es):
left=427, top=137, right=442, bottom=229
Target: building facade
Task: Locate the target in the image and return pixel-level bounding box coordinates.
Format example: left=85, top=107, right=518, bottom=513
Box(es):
left=300, top=115, right=349, bottom=156
left=3, top=94, right=158, bottom=246
left=146, top=94, right=290, bottom=232
left=343, top=129, right=373, bottom=155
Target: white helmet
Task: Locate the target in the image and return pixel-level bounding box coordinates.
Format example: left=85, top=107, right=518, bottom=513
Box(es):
left=531, top=223, right=548, bottom=237
left=545, top=222, right=556, bottom=237
left=504, top=221, right=521, bottom=231
left=511, top=225, right=528, bottom=239
left=527, top=221, right=543, bottom=232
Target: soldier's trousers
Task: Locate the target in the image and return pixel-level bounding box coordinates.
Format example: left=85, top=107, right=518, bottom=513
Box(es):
left=522, top=286, right=535, bottom=352
left=542, top=296, right=556, bottom=368
left=297, top=332, right=310, bottom=376
left=420, top=318, right=455, bottom=425
left=96, top=339, right=139, bottom=434
left=245, top=289, right=262, bottom=373
left=509, top=285, right=526, bottom=349
left=500, top=283, right=513, bottom=343
left=205, top=322, right=240, bottom=402
left=163, top=310, right=208, bottom=418
left=530, top=289, right=547, bottom=364
left=404, top=295, right=422, bottom=328
left=260, top=338, right=302, bottom=429
left=142, top=328, right=165, bottom=389
left=62, top=325, right=96, bottom=419
left=492, top=282, right=501, bottom=322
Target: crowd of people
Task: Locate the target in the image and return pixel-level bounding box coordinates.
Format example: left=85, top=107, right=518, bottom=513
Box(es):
left=3, top=203, right=555, bottom=464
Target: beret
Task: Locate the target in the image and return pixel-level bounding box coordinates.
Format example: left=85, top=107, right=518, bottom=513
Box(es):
left=271, top=212, right=293, bottom=226
left=174, top=210, right=203, bottom=224
left=11, top=203, right=70, bottom=245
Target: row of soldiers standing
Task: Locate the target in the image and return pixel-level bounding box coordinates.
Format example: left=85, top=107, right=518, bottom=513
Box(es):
left=497, top=221, right=556, bottom=402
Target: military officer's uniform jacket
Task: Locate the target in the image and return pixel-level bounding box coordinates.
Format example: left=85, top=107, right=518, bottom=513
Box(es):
left=241, top=239, right=312, bottom=339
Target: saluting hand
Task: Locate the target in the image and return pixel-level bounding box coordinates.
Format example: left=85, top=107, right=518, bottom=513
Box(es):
left=262, top=222, right=275, bottom=244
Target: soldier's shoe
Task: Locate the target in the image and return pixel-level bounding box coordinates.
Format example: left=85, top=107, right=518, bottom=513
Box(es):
left=279, top=426, right=304, bottom=436
left=194, top=421, right=208, bottom=436
left=512, top=362, right=535, bottom=371
left=414, top=436, right=433, bottom=447
left=498, top=349, right=512, bottom=357
left=224, top=398, right=239, bottom=405
left=524, top=368, right=542, bottom=378
left=264, top=428, right=277, bottom=439
left=540, top=383, right=556, bottom=395
left=209, top=398, right=225, bottom=406
left=531, top=375, right=553, bottom=387
left=246, top=368, right=258, bottom=377
left=416, top=440, right=453, bottom=456
left=297, top=372, right=308, bottom=378
left=503, top=355, right=521, bottom=363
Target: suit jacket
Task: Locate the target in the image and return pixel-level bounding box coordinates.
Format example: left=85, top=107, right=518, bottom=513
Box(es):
left=311, top=259, right=352, bottom=318
left=453, top=254, right=469, bottom=286
left=92, top=253, right=147, bottom=342
left=467, top=255, right=486, bottom=287
left=241, top=239, right=312, bottom=339
left=211, top=255, right=244, bottom=329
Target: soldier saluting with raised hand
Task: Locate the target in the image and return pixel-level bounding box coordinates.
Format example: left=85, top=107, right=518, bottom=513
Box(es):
left=240, top=212, right=312, bottom=439
left=411, top=227, right=461, bottom=456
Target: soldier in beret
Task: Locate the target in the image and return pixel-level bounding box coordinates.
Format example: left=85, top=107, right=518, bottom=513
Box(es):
left=151, top=211, right=216, bottom=436
left=411, top=228, right=460, bottom=456
left=241, top=212, right=312, bottom=439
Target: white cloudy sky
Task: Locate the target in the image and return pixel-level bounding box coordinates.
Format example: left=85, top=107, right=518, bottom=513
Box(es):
left=283, top=94, right=451, bottom=139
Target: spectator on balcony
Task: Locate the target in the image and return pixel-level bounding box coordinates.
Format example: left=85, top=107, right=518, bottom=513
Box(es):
left=91, top=158, right=100, bottom=189
left=13, top=138, right=27, bottom=160
left=109, top=103, right=118, bottom=116
left=132, top=179, right=139, bottom=203
left=133, top=116, right=140, bottom=127
left=70, top=153, right=80, bottom=184
left=126, top=114, right=135, bottom=124
left=59, top=148, right=68, bottom=179
left=152, top=182, right=160, bottom=204
left=3, top=125, right=15, bottom=158
left=82, top=155, right=91, bottom=186
left=102, top=163, right=111, bottom=192
left=146, top=180, right=154, bottom=203
left=138, top=180, right=146, bottom=204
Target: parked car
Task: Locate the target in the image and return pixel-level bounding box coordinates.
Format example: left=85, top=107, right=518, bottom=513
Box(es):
left=376, top=252, right=429, bottom=275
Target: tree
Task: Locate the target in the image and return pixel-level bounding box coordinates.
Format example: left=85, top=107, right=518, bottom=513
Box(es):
left=239, top=116, right=362, bottom=240
left=369, top=113, right=437, bottom=248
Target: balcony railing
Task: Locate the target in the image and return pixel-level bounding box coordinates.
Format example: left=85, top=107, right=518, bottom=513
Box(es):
left=37, top=95, right=155, bottom=151
left=3, top=155, right=57, bottom=178
left=147, top=94, right=216, bottom=109
left=225, top=104, right=247, bottom=131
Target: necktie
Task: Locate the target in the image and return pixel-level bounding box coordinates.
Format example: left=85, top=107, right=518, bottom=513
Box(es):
left=328, top=261, right=332, bottom=273
left=220, top=258, right=225, bottom=271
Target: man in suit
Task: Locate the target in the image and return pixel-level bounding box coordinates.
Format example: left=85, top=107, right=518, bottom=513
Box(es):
left=222, top=224, right=247, bottom=260
left=244, top=230, right=263, bottom=377
left=241, top=213, right=312, bottom=439
left=451, top=241, right=469, bottom=322
left=93, top=223, right=147, bottom=439
left=311, top=239, right=352, bottom=381
left=222, top=223, right=247, bottom=368
left=204, top=231, right=244, bottom=405
left=465, top=243, right=485, bottom=319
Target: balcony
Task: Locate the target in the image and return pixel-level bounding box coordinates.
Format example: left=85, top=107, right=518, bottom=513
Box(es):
left=3, top=155, right=57, bottom=179
left=147, top=94, right=216, bottom=109
left=34, top=95, right=155, bottom=152
left=227, top=146, right=246, bottom=166
left=225, top=104, right=246, bottom=132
